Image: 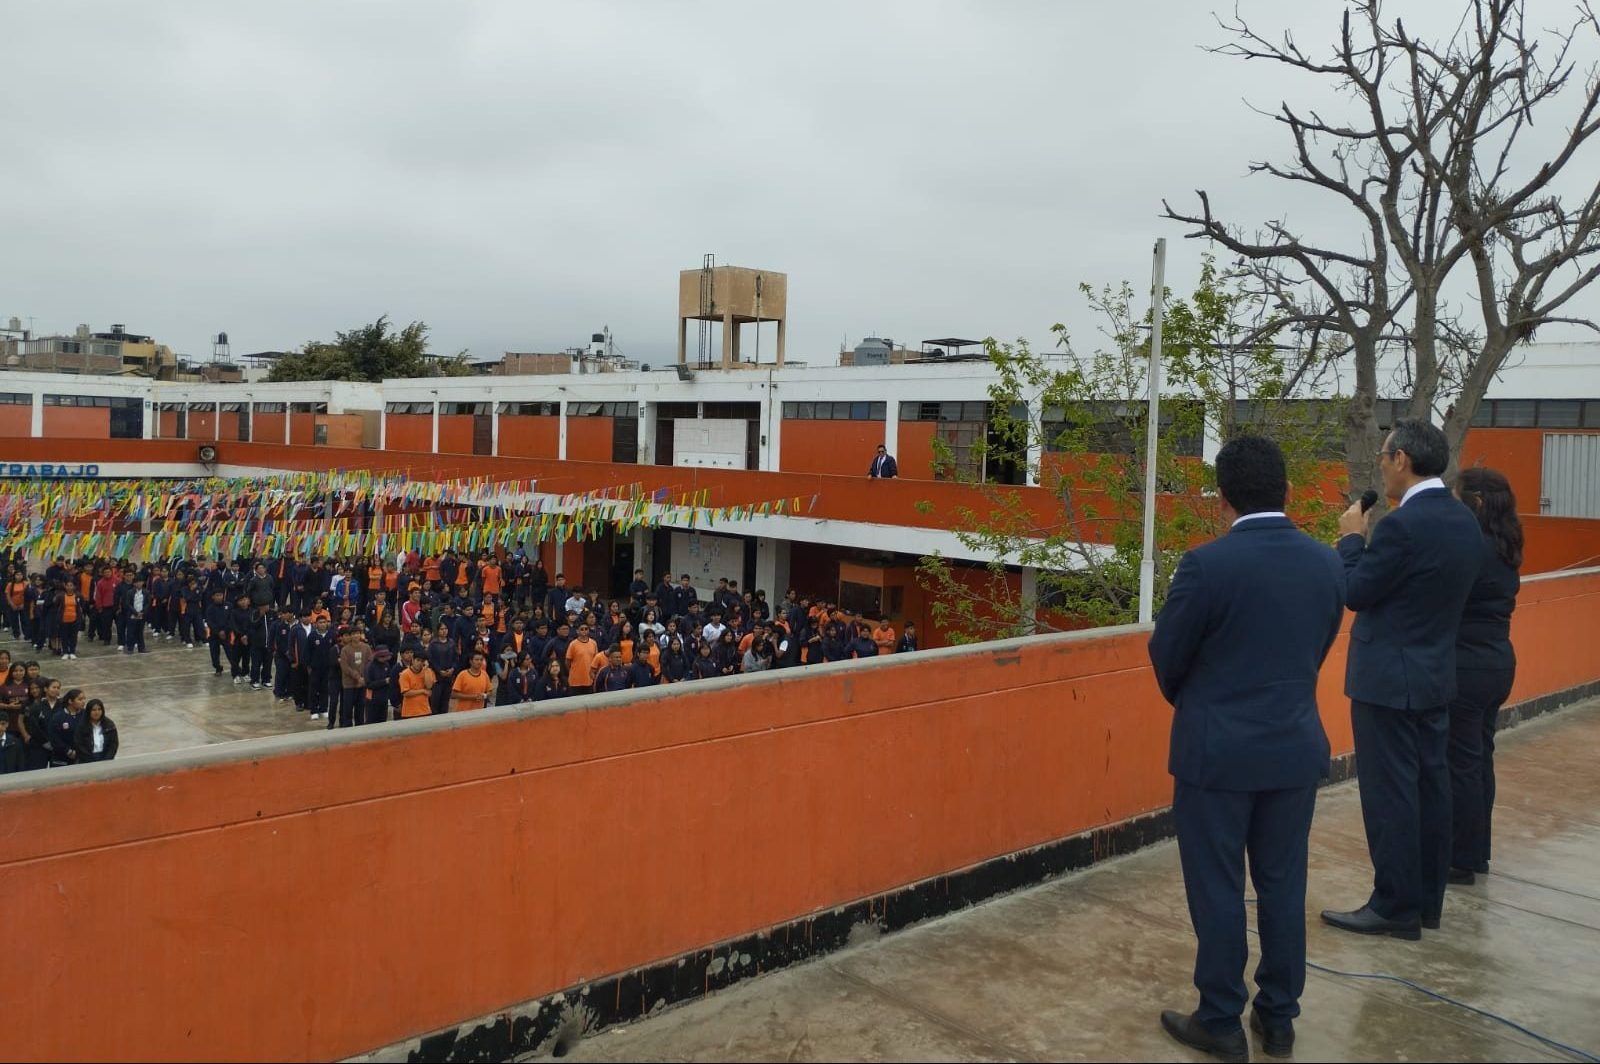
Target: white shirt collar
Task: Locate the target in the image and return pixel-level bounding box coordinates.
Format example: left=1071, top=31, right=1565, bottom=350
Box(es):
left=1231, top=511, right=1287, bottom=527
left=1401, top=477, right=1447, bottom=506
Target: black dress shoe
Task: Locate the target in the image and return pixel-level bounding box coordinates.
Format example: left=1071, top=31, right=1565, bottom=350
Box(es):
left=1320, top=905, right=1421, bottom=940
left=1422, top=914, right=1441, bottom=930
left=1160, top=1010, right=1249, bottom=1063
left=1447, top=867, right=1476, bottom=885
left=1250, top=1010, right=1294, bottom=1058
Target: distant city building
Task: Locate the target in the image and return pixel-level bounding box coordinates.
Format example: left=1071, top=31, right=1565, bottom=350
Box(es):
left=1, top=323, right=180, bottom=378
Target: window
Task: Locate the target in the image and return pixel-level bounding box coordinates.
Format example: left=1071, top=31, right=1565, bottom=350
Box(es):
left=220, top=402, right=243, bottom=413
left=440, top=402, right=490, bottom=416
left=0, top=393, right=29, bottom=406
left=1492, top=399, right=1537, bottom=427
left=1538, top=400, right=1583, bottom=428
left=252, top=402, right=287, bottom=414
left=1041, top=400, right=1204, bottom=458
left=1586, top=401, right=1600, bottom=428
left=782, top=400, right=886, bottom=421
left=1229, top=399, right=1344, bottom=461
left=571, top=401, right=634, bottom=417
left=290, top=402, right=329, bottom=414
left=187, top=402, right=215, bottom=413
left=44, top=394, right=113, bottom=407
left=497, top=401, right=558, bottom=416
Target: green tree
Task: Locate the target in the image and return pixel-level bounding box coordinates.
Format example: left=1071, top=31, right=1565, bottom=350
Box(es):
left=268, top=317, right=471, bottom=382
left=917, top=259, right=1343, bottom=644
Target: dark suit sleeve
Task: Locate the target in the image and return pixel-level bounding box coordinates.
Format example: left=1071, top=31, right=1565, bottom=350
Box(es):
left=1338, top=516, right=1412, bottom=612
left=1147, top=551, right=1208, bottom=706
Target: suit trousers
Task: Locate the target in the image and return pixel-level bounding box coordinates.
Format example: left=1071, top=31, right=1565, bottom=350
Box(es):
left=1175, top=780, right=1317, bottom=1032
left=1351, top=699, right=1450, bottom=925
left=1448, top=668, right=1514, bottom=873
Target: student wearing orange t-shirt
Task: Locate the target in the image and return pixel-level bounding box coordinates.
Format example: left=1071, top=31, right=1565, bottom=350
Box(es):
left=397, top=653, right=437, bottom=719
left=564, top=624, right=600, bottom=694
left=872, top=620, right=897, bottom=656
left=450, top=651, right=494, bottom=712
left=479, top=558, right=502, bottom=599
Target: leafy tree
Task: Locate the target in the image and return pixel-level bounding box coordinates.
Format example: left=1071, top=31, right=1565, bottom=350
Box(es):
left=268, top=317, right=473, bottom=382
left=917, top=260, right=1344, bottom=644
left=1164, top=0, right=1600, bottom=490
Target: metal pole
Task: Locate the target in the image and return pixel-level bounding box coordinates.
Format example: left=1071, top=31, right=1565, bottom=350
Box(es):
left=1138, top=238, right=1166, bottom=625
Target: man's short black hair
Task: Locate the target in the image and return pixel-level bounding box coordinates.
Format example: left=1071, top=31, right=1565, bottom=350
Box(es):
left=1216, top=435, right=1288, bottom=516
left=1387, top=418, right=1450, bottom=477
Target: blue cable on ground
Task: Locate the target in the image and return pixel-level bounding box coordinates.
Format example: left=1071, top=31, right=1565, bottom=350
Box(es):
left=1240, top=898, right=1600, bottom=1063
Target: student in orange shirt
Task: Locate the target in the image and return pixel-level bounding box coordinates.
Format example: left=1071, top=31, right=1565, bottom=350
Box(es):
left=449, top=651, right=494, bottom=712
left=397, top=651, right=437, bottom=719
left=564, top=623, right=600, bottom=694
left=872, top=619, right=897, bottom=656
left=479, top=557, right=502, bottom=600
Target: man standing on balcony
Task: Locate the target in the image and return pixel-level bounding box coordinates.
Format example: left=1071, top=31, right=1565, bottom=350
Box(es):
left=1322, top=418, right=1483, bottom=941
left=1148, top=435, right=1345, bottom=1063
left=868, top=444, right=898, bottom=478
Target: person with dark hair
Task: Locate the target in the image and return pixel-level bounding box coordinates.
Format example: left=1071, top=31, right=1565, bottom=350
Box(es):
left=45, top=685, right=85, bottom=768
left=1447, top=467, right=1523, bottom=885
left=1324, top=417, right=1484, bottom=941
left=73, top=699, right=118, bottom=763
left=1149, top=435, right=1345, bottom=1061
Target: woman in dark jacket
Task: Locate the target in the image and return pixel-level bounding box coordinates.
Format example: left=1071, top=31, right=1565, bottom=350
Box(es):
left=1449, top=467, right=1522, bottom=885
left=659, top=636, right=692, bottom=684
left=73, top=699, right=118, bottom=763
left=530, top=658, right=569, bottom=702
left=714, top=629, right=741, bottom=677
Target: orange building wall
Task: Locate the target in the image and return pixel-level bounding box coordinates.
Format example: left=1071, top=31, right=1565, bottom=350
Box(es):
left=0, top=567, right=1594, bottom=1063
left=498, top=416, right=560, bottom=459
left=186, top=409, right=217, bottom=440
left=437, top=415, right=476, bottom=455
left=0, top=405, right=32, bottom=437
left=384, top=414, right=433, bottom=453
left=565, top=416, right=616, bottom=463
left=1460, top=426, right=1600, bottom=510
left=253, top=413, right=287, bottom=444
left=1520, top=516, right=1600, bottom=572
left=218, top=411, right=241, bottom=441
left=158, top=410, right=179, bottom=438
left=318, top=415, right=366, bottom=449
left=896, top=420, right=939, bottom=480
left=41, top=406, right=110, bottom=438
left=780, top=419, right=885, bottom=476
left=290, top=413, right=317, bottom=446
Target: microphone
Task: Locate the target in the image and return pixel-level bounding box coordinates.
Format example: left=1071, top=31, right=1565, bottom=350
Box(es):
left=1359, top=489, right=1379, bottom=513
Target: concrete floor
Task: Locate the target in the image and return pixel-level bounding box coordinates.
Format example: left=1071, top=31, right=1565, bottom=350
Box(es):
left=2, top=630, right=325, bottom=759
left=556, top=699, right=1600, bottom=1064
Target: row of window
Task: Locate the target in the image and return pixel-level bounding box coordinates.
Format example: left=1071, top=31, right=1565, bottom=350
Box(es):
left=382, top=401, right=637, bottom=417
left=498, top=402, right=559, bottom=417
left=159, top=401, right=325, bottom=414
left=42, top=395, right=142, bottom=409
left=782, top=401, right=889, bottom=421
left=1472, top=398, right=1600, bottom=428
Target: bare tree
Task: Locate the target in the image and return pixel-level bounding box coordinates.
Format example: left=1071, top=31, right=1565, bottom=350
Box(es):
left=1164, top=0, right=1600, bottom=491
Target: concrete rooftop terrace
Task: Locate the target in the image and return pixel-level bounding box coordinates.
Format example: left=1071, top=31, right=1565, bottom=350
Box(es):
left=550, top=699, right=1600, bottom=1064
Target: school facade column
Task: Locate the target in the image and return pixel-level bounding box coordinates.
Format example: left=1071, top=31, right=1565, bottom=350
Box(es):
left=755, top=537, right=791, bottom=600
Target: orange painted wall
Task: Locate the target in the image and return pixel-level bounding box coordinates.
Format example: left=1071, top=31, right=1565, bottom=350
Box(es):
left=565, top=416, right=616, bottom=463
left=384, top=414, right=433, bottom=453
left=289, top=413, right=317, bottom=446
left=0, top=565, right=1594, bottom=1063
left=780, top=419, right=884, bottom=476
left=1460, top=426, right=1600, bottom=508
left=218, top=411, right=241, bottom=440
left=319, top=415, right=367, bottom=449
left=187, top=409, right=217, bottom=440
left=41, top=407, right=110, bottom=438
left=437, top=414, right=476, bottom=455
left=158, top=410, right=179, bottom=438
left=1520, top=516, right=1600, bottom=573
left=0, top=405, right=32, bottom=437
left=253, top=413, right=287, bottom=444
left=896, top=420, right=939, bottom=480
left=498, top=416, right=560, bottom=459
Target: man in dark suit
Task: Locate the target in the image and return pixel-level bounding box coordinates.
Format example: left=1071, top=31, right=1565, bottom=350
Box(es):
left=1149, top=436, right=1346, bottom=1063
left=1323, top=418, right=1483, bottom=939
left=868, top=444, right=898, bottom=479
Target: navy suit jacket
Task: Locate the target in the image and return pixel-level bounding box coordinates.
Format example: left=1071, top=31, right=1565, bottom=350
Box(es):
left=869, top=454, right=898, bottom=478
left=1339, top=487, right=1483, bottom=710
left=1149, top=516, right=1345, bottom=792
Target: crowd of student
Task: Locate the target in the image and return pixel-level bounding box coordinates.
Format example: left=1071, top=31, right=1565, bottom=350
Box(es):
left=0, top=547, right=919, bottom=747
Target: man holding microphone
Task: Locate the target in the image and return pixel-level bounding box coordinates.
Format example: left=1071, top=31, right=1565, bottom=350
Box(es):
left=1322, top=418, right=1482, bottom=939
left=1150, top=436, right=1346, bottom=1061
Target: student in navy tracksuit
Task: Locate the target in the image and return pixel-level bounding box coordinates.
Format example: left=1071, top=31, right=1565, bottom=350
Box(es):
left=1323, top=419, right=1483, bottom=940
left=1148, top=436, right=1346, bottom=1061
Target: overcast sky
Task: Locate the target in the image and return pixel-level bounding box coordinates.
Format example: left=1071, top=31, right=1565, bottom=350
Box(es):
left=5, top=1, right=1599, bottom=366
